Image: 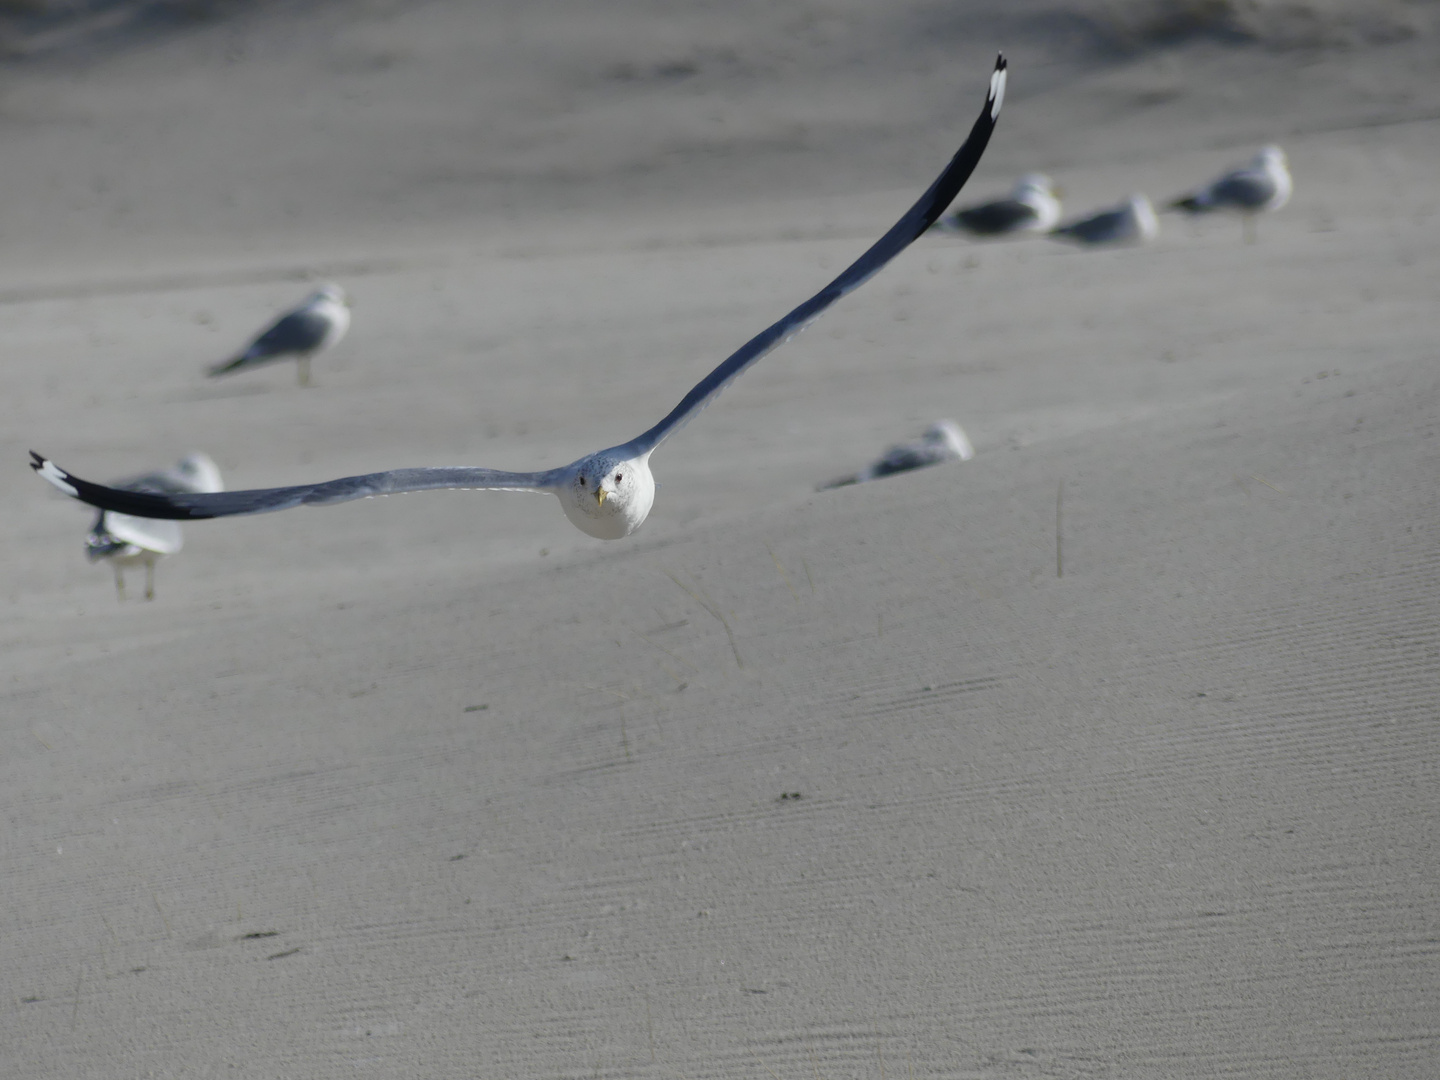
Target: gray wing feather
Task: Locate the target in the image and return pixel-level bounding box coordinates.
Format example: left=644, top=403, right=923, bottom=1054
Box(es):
left=948, top=199, right=1037, bottom=236
left=619, top=56, right=1006, bottom=458
left=1051, top=207, right=1127, bottom=244
left=247, top=309, right=333, bottom=358
left=210, top=310, right=333, bottom=375
left=31, top=453, right=562, bottom=521
left=1208, top=172, right=1275, bottom=210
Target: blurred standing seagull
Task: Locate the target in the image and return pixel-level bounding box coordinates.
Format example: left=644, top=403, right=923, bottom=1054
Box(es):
left=1050, top=194, right=1159, bottom=247
left=208, top=284, right=350, bottom=386
left=1168, top=146, right=1292, bottom=243
left=938, top=173, right=1060, bottom=238
left=84, top=454, right=224, bottom=600
left=820, top=420, right=975, bottom=489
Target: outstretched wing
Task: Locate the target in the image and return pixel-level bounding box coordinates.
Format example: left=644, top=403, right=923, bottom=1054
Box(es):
left=620, top=55, right=1007, bottom=458
left=32, top=452, right=563, bottom=521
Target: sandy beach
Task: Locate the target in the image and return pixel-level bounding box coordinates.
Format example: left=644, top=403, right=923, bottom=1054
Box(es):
left=2, top=2, right=1438, bottom=1076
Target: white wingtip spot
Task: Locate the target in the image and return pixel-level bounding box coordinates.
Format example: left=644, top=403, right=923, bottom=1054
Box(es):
left=990, top=66, right=1007, bottom=120
left=37, top=459, right=79, bottom=498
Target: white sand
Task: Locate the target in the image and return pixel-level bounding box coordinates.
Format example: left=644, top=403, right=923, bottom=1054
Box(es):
left=2, top=4, right=1438, bottom=1076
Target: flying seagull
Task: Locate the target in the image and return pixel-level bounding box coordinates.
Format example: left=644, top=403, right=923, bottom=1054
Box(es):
left=82, top=454, right=224, bottom=600
left=936, top=172, right=1059, bottom=238
left=208, top=283, right=350, bottom=387
left=1049, top=194, right=1159, bottom=247
left=819, top=420, right=975, bottom=490
left=33, top=57, right=1006, bottom=543
left=1168, top=146, right=1291, bottom=243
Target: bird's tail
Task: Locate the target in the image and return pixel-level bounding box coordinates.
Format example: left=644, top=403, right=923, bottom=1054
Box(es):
left=207, top=353, right=249, bottom=377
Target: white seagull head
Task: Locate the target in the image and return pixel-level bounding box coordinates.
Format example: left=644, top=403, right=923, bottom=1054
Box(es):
left=559, top=450, right=657, bottom=539
left=309, top=283, right=349, bottom=309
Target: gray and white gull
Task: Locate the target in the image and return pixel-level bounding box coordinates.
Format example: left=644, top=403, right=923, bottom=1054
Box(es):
left=936, top=172, right=1060, bottom=238
left=1050, top=194, right=1159, bottom=247
left=83, top=453, right=223, bottom=600
left=34, top=58, right=1006, bottom=543
left=208, top=283, right=350, bottom=387
left=1168, top=146, right=1292, bottom=243
left=820, top=420, right=975, bottom=490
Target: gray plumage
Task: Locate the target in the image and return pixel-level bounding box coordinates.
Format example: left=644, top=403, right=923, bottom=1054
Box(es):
left=83, top=454, right=223, bottom=600
left=937, top=173, right=1060, bottom=238
left=1050, top=194, right=1159, bottom=247
left=209, top=284, right=350, bottom=386
left=1168, top=146, right=1292, bottom=242
left=821, top=420, right=975, bottom=489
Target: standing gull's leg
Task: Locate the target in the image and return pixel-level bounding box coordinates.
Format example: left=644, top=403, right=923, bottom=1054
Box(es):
left=113, top=564, right=126, bottom=601
left=297, top=354, right=312, bottom=388
left=144, top=556, right=156, bottom=601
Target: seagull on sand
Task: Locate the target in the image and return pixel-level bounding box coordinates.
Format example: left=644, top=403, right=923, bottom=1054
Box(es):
left=208, top=283, right=350, bottom=387
left=1168, top=146, right=1292, bottom=243
left=819, top=420, right=975, bottom=490
left=32, top=58, right=1006, bottom=543
left=936, top=172, right=1060, bottom=238
left=1049, top=194, right=1159, bottom=247
left=82, top=454, right=224, bottom=600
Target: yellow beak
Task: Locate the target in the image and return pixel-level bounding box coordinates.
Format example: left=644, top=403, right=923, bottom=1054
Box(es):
left=595, top=488, right=607, bottom=507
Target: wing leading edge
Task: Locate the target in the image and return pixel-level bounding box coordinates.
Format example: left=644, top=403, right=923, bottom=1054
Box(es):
left=620, top=55, right=1007, bottom=458
left=31, top=452, right=562, bottom=520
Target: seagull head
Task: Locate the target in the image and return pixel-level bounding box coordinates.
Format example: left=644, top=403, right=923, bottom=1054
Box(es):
left=1253, top=146, right=1287, bottom=171
left=174, top=453, right=224, bottom=494
left=1013, top=173, right=1057, bottom=198
left=921, top=419, right=976, bottom=462
left=560, top=451, right=656, bottom=539
left=310, top=283, right=349, bottom=309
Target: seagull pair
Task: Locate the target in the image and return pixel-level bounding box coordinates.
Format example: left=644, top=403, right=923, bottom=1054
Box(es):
left=939, top=174, right=1158, bottom=247
left=34, top=57, right=1008, bottom=551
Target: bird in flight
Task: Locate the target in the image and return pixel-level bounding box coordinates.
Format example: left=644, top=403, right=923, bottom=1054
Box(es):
left=81, top=453, right=223, bottom=600
left=936, top=171, right=1059, bottom=238
left=1168, top=146, right=1292, bottom=243
left=208, top=283, right=350, bottom=387
left=33, top=57, right=1006, bottom=543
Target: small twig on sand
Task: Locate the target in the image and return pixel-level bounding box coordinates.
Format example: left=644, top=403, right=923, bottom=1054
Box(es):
left=764, top=541, right=799, bottom=601
left=1056, top=478, right=1065, bottom=579
left=663, top=569, right=743, bottom=669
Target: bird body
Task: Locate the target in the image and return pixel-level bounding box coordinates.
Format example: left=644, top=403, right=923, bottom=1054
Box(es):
left=821, top=420, right=975, bottom=489
left=940, top=172, right=1060, bottom=237
left=1169, top=146, right=1291, bottom=241
left=80, top=454, right=223, bottom=599
left=33, top=58, right=1008, bottom=543
left=1050, top=194, right=1159, bottom=247
left=209, top=284, right=350, bottom=385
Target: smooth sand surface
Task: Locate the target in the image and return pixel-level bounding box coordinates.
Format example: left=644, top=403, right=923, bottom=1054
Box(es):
left=3, top=3, right=1438, bottom=1076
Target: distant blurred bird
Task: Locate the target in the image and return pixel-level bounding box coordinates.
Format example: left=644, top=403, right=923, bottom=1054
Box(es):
left=1168, top=146, right=1292, bottom=243
left=937, top=173, right=1061, bottom=238
left=1050, top=194, right=1159, bottom=247
left=208, top=284, right=350, bottom=386
left=820, top=420, right=975, bottom=490
left=84, top=454, right=223, bottom=600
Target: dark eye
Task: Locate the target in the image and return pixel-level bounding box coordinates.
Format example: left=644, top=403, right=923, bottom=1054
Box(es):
left=579, top=477, right=586, bottom=487
left=615, top=472, right=623, bottom=482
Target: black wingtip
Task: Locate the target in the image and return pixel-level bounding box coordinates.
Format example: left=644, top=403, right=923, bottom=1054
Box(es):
left=29, top=450, right=44, bottom=471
